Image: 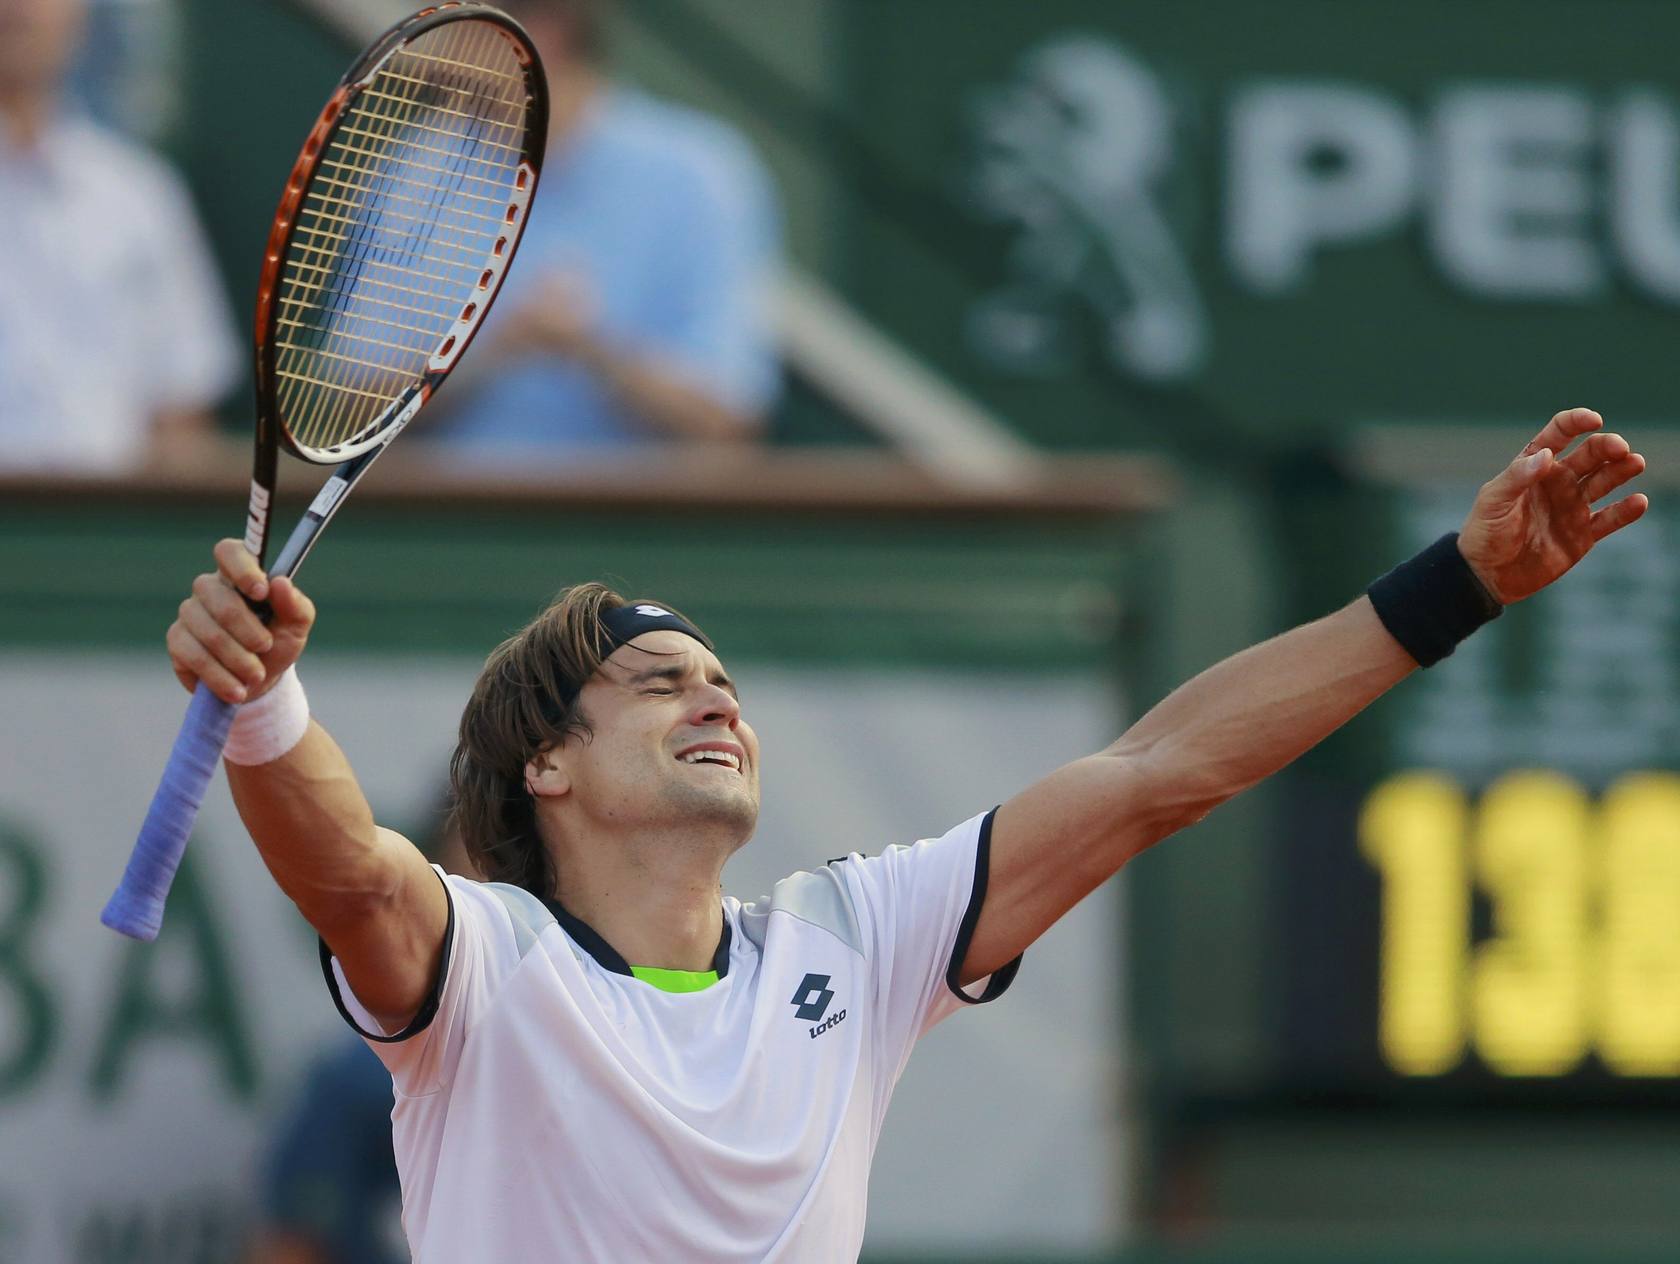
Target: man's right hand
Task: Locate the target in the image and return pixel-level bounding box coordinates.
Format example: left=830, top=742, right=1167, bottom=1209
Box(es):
left=167, top=539, right=316, bottom=704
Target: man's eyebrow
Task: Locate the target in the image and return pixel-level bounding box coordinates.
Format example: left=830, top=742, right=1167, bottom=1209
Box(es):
left=626, top=665, right=685, bottom=685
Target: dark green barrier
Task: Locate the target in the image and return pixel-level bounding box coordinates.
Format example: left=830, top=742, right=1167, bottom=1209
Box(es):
left=0, top=468, right=1143, bottom=670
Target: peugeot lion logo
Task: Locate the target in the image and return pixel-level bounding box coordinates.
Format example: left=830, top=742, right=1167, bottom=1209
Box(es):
left=966, top=34, right=1206, bottom=381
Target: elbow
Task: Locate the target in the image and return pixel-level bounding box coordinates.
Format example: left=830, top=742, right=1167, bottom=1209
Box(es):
left=280, top=832, right=409, bottom=940
left=1101, top=738, right=1238, bottom=852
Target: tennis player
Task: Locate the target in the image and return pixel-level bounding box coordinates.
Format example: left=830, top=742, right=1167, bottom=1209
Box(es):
left=170, top=408, right=1644, bottom=1262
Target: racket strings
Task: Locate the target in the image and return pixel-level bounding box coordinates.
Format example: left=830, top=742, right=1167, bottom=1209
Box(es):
left=274, top=18, right=532, bottom=455
left=279, top=23, right=523, bottom=450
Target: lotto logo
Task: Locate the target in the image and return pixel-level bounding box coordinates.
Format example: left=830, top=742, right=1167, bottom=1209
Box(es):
left=790, top=973, right=834, bottom=1022
left=632, top=604, right=672, bottom=618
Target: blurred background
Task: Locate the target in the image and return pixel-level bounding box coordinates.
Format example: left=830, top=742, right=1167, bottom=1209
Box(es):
left=3, top=0, right=1680, bottom=1261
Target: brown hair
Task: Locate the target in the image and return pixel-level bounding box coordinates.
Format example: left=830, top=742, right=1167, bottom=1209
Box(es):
left=448, top=582, right=702, bottom=895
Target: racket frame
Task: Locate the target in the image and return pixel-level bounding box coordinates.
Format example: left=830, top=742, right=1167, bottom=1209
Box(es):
left=246, top=1, right=549, bottom=576
left=101, top=2, right=548, bottom=941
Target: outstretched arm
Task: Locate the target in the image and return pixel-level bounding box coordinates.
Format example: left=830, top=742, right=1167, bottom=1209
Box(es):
left=960, top=408, right=1649, bottom=983
left=169, top=539, right=447, bottom=1027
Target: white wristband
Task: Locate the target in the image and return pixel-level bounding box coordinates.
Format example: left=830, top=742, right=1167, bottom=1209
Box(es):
left=224, top=666, right=310, bottom=766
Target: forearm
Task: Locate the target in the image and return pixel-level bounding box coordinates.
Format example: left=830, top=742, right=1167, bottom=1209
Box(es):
left=428, top=335, right=761, bottom=441
left=171, top=550, right=444, bottom=1024
left=1115, top=595, right=1415, bottom=837
left=974, top=598, right=1416, bottom=981
left=581, top=339, right=762, bottom=441
left=226, top=721, right=395, bottom=931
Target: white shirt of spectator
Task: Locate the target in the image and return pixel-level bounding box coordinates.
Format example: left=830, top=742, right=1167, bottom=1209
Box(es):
left=0, top=114, right=239, bottom=472
left=327, top=810, right=1015, bottom=1264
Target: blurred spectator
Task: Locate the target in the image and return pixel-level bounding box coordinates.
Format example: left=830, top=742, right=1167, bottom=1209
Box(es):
left=244, top=806, right=480, bottom=1264
left=427, top=0, right=780, bottom=455
left=0, top=0, right=239, bottom=474
left=247, top=1036, right=407, bottom=1264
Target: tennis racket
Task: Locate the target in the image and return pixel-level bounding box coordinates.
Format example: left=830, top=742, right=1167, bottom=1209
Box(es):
left=102, top=2, right=549, bottom=940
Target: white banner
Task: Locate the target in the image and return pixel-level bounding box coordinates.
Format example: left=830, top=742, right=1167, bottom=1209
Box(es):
left=0, top=653, right=1128, bottom=1261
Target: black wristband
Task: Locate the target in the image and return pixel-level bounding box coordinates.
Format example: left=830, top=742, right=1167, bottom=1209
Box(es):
left=1367, top=532, right=1503, bottom=667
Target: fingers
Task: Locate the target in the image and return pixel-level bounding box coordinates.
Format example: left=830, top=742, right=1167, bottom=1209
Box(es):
left=167, top=612, right=256, bottom=704
left=1522, top=407, right=1603, bottom=458
left=1545, top=426, right=1646, bottom=506
left=213, top=537, right=269, bottom=604
left=1558, top=431, right=1632, bottom=478
left=1482, top=446, right=1555, bottom=505
left=1590, top=493, right=1650, bottom=543
left=189, top=569, right=275, bottom=653
left=179, top=598, right=268, bottom=697
left=1579, top=452, right=1647, bottom=505
left=266, top=576, right=317, bottom=639
left=170, top=559, right=274, bottom=703
left=169, top=542, right=316, bottom=705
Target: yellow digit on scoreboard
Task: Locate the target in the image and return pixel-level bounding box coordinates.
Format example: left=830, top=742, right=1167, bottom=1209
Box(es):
left=1359, top=772, right=1469, bottom=1077
left=1470, top=772, right=1593, bottom=1078
left=1597, top=773, right=1680, bottom=1077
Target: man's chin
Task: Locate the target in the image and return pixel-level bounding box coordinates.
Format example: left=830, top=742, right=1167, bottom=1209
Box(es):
left=669, top=781, right=759, bottom=839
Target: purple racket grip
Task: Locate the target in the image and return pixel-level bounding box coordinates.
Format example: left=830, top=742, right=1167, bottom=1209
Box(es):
left=101, top=682, right=238, bottom=940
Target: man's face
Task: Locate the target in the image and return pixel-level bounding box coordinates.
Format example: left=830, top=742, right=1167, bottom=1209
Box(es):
left=0, top=0, right=85, bottom=98
left=546, top=630, right=761, bottom=847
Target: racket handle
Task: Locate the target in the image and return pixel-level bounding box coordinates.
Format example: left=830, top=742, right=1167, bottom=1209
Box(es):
left=101, top=682, right=237, bottom=941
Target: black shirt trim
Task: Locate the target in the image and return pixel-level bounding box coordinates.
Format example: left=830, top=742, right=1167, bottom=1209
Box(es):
left=319, top=867, right=456, bottom=1044
left=542, top=896, right=733, bottom=980
left=944, top=806, right=1022, bottom=1005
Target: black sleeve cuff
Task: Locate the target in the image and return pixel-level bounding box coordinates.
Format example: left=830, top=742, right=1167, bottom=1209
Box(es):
left=318, top=868, right=456, bottom=1044
left=944, top=806, right=1022, bottom=1005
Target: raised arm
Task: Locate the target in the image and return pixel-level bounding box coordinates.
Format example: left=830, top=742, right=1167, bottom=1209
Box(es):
left=168, top=539, right=447, bottom=1027
left=961, top=409, right=1649, bottom=983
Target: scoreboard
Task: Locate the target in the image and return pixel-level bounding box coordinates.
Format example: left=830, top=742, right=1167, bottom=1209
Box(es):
left=1264, top=478, right=1680, bottom=1106
left=1365, top=768, right=1680, bottom=1081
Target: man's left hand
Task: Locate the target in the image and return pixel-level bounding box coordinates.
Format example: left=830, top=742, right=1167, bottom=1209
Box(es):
left=1459, top=407, right=1649, bottom=606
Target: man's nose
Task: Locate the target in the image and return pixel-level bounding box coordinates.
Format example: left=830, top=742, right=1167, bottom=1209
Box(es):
left=692, top=684, right=740, bottom=727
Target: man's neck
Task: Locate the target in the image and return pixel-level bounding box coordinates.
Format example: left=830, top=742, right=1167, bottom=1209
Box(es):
left=550, top=833, right=729, bottom=973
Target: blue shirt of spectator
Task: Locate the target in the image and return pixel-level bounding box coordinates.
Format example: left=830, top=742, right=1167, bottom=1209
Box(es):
left=261, top=1038, right=406, bottom=1264
left=432, top=87, right=780, bottom=455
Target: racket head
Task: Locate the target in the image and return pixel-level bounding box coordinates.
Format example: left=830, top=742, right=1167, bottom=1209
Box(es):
left=253, top=3, right=549, bottom=467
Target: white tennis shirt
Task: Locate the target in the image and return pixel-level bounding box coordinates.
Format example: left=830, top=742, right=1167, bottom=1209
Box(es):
left=325, top=809, right=1018, bottom=1263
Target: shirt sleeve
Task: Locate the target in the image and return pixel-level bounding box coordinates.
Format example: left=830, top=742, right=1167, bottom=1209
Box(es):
left=839, top=808, right=1022, bottom=1081
left=319, top=870, right=521, bottom=1098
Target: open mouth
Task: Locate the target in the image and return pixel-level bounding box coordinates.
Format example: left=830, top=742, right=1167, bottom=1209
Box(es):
left=677, top=749, right=742, bottom=773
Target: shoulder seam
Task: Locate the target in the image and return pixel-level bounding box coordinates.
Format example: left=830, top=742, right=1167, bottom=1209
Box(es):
left=760, top=904, right=867, bottom=959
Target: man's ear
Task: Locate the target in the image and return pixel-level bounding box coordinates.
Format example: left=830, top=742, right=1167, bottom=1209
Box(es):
left=525, top=746, right=571, bottom=799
